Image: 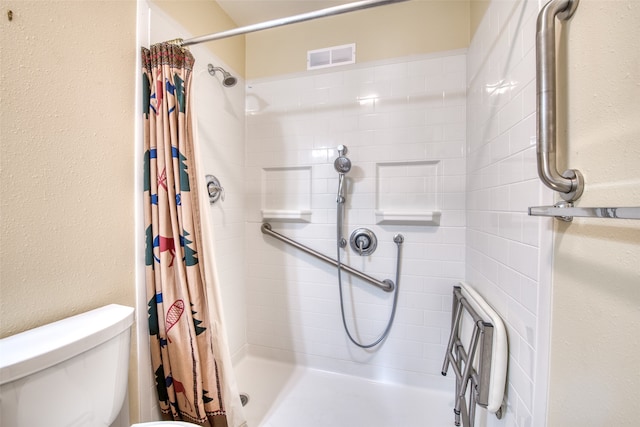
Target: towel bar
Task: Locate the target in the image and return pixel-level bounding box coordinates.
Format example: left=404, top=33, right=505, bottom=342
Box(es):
left=528, top=203, right=640, bottom=221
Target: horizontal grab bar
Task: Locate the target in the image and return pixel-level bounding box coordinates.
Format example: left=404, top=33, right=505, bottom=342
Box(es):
left=528, top=203, right=640, bottom=221
left=260, top=222, right=394, bottom=292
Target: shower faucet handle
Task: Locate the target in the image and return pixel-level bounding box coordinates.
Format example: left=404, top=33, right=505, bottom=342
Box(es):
left=205, top=174, right=224, bottom=204
left=337, top=145, right=348, bottom=156
left=350, top=228, right=377, bottom=256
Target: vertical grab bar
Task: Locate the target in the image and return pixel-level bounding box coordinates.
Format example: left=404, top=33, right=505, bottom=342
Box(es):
left=536, top=0, right=584, bottom=202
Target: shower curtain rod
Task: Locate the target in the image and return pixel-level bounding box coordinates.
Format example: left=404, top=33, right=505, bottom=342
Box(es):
left=168, top=0, right=409, bottom=47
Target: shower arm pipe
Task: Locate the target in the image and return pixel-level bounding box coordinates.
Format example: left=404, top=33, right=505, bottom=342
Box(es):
left=169, top=0, right=409, bottom=47
left=536, top=0, right=584, bottom=202
left=261, top=223, right=394, bottom=293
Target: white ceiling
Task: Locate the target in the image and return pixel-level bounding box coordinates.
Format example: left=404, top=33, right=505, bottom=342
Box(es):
left=216, top=0, right=356, bottom=27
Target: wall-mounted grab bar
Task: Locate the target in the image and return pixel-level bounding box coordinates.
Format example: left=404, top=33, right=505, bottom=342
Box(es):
left=529, top=203, right=640, bottom=222
left=536, top=0, right=584, bottom=202
left=530, top=0, right=640, bottom=220
left=260, top=223, right=394, bottom=292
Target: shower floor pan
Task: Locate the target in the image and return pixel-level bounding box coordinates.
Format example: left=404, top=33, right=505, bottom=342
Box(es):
left=234, top=356, right=454, bottom=427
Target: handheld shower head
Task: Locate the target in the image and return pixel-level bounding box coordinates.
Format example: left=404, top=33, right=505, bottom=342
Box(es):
left=334, top=156, right=352, bottom=174
left=334, top=144, right=351, bottom=174
left=208, top=64, right=237, bottom=87
left=334, top=145, right=351, bottom=205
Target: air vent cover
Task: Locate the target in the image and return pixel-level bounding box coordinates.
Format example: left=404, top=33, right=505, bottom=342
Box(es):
left=307, top=43, right=356, bottom=70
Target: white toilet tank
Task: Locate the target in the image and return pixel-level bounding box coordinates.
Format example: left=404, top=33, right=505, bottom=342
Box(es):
left=0, top=304, right=135, bottom=427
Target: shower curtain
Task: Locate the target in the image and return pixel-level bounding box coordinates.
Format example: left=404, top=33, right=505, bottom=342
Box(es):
left=141, top=42, right=244, bottom=427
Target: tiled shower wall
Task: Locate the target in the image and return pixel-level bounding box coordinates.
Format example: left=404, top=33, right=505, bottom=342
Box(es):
left=244, top=51, right=467, bottom=388
left=466, top=1, right=554, bottom=426
left=141, top=1, right=555, bottom=425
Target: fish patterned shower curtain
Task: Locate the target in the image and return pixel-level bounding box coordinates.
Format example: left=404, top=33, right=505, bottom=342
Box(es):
left=141, top=42, right=235, bottom=427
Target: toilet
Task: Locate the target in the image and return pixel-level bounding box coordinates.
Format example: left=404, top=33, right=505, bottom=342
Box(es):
left=0, top=304, right=197, bottom=427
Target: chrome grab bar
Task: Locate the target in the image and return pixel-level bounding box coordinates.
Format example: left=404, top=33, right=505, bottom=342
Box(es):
left=529, top=203, right=640, bottom=222
left=536, top=0, right=584, bottom=202
left=260, top=223, right=394, bottom=292
left=531, top=1, right=639, bottom=221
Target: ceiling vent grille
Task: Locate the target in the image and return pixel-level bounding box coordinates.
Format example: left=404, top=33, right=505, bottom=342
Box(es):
left=307, top=43, right=356, bottom=70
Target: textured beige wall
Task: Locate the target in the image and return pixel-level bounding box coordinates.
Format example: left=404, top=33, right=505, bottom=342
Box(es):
left=152, top=0, right=245, bottom=76
left=246, top=0, right=469, bottom=79
left=548, top=0, right=640, bottom=425
left=469, top=0, right=489, bottom=39
left=0, top=0, right=138, bottom=419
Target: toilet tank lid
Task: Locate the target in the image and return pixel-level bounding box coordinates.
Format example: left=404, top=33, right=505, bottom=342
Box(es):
left=0, top=304, right=134, bottom=386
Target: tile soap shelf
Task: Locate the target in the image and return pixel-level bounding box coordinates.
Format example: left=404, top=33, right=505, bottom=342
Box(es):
left=261, top=166, right=312, bottom=223
left=261, top=209, right=312, bottom=223
left=375, top=210, right=441, bottom=225
left=376, top=160, right=441, bottom=226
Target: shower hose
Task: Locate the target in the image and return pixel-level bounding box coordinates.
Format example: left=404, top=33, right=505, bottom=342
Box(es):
left=336, top=208, right=403, bottom=348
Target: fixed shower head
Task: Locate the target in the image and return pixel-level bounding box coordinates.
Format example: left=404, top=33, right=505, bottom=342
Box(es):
left=208, top=64, right=237, bottom=87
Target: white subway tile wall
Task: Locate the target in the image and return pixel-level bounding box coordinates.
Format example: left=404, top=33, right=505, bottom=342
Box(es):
left=466, top=1, right=554, bottom=426
left=245, top=51, right=466, bottom=389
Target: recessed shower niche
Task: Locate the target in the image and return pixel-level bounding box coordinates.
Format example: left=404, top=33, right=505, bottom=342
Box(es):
left=261, top=166, right=312, bottom=222
left=375, top=160, right=441, bottom=225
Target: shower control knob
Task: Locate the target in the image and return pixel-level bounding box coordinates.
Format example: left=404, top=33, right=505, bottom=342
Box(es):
left=355, top=235, right=370, bottom=250
left=349, top=228, right=377, bottom=256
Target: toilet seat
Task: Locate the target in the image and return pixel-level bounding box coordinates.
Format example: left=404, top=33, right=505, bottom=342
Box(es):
left=131, top=422, right=200, bottom=426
